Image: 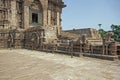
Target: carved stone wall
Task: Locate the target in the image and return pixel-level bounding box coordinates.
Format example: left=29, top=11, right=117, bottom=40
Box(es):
left=0, top=0, right=66, bottom=43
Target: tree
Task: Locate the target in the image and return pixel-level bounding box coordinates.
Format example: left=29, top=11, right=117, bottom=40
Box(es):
left=98, top=24, right=102, bottom=29
left=99, top=29, right=107, bottom=38
left=111, top=24, right=120, bottom=42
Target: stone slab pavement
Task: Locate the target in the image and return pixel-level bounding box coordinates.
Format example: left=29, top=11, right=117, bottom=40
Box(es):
left=0, top=49, right=120, bottom=80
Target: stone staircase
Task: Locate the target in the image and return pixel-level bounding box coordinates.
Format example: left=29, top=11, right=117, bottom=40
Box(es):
left=61, top=31, right=79, bottom=39
left=87, top=38, right=103, bottom=45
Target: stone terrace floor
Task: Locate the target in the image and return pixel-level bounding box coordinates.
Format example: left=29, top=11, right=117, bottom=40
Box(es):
left=0, top=49, right=120, bottom=80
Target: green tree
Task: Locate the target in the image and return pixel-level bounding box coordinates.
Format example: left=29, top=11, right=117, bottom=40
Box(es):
left=98, top=24, right=102, bottom=29
left=98, top=24, right=107, bottom=38
left=99, top=29, right=107, bottom=38
left=111, top=24, right=120, bottom=42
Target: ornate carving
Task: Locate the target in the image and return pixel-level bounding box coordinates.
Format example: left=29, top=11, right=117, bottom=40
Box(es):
left=104, top=32, right=114, bottom=42
left=30, top=2, right=40, bottom=10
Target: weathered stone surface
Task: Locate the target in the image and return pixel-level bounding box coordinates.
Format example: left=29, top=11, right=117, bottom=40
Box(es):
left=0, top=0, right=66, bottom=42
left=63, top=28, right=103, bottom=45
left=64, top=28, right=101, bottom=39
left=0, top=49, right=120, bottom=80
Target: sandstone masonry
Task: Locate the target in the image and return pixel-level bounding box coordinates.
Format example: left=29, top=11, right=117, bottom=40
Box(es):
left=0, top=0, right=66, bottom=42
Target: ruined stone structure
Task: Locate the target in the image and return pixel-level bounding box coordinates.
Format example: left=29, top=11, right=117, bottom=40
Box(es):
left=0, top=0, right=119, bottom=60
left=61, top=28, right=120, bottom=60
left=64, top=28, right=101, bottom=39
left=0, top=0, right=66, bottom=42
left=64, top=28, right=103, bottom=45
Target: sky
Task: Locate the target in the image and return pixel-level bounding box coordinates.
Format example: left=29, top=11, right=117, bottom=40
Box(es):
left=62, top=0, right=120, bottom=31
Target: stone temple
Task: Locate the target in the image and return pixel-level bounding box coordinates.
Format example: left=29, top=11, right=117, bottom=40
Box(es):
left=0, top=0, right=120, bottom=60
left=0, top=0, right=66, bottom=42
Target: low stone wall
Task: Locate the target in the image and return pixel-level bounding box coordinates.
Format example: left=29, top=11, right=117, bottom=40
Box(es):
left=43, top=26, right=58, bottom=43
left=0, top=30, right=24, bottom=49
left=83, top=53, right=118, bottom=61
left=0, top=30, right=9, bottom=48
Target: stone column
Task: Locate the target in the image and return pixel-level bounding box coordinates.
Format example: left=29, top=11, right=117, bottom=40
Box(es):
left=43, top=9, right=48, bottom=26
left=56, top=26, right=62, bottom=35
left=110, top=42, right=117, bottom=55
left=8, top=9, right=12, bottom=29
left=102, top=39, right=105, bottom=55
left=40, top=0, right=48, bottom=26
left=57, top=11, right=62, bottom=35
left=23, top=6, right=29, bottom=29
left=47, top=10, right=51, bottom=25
left=11, top=0, right=17, bottom=29
left=57, top=12, right=60, bottom=26
left=59, top=12, right=62, bottom=26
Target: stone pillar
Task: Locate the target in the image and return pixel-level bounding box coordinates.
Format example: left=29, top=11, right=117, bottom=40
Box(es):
left=109, top=42, right=117, bottom=55
left=59, top=12, right=62, bottom=26
left=39, top=0, right=48, bottom=26
left=23, top=6, right=29, bottom=29
left=11, top=0, right=17, bottom=29
left=56, top=12, right=62, bottom=35
left=47, top=10, right=51, bottom=25
left=105, top=43, right=108, bottom=55
left=57, top=12, right=60, bottom=26
left=43, top=9, right=47, bottom=26
left=102, top=38, right=105, bottom=55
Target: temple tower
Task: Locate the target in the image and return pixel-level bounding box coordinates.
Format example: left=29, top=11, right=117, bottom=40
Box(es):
left=0, top=0, right=66, bottom=42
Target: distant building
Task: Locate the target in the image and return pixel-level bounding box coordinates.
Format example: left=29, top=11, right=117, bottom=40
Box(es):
left=64, top=28, right=101, bottom=39
left=63, top=28, right=103, bottom=45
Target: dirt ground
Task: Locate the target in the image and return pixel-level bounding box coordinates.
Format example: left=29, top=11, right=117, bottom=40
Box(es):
left=0, top=49, right=120, bottom=80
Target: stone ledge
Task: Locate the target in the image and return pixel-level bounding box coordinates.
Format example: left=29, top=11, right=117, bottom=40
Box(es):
left=83, top=53, right=119, bottom=61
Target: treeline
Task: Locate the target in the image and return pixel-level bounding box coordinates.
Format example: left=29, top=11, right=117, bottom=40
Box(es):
left=99, top=24, right=120, bottom=42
